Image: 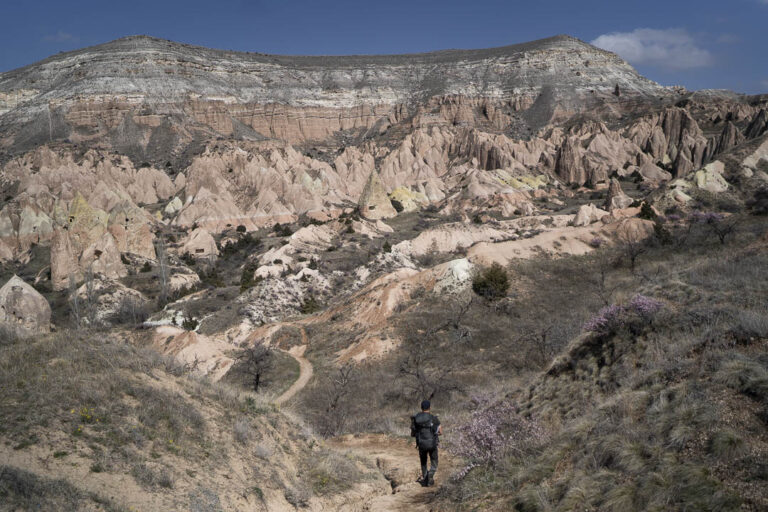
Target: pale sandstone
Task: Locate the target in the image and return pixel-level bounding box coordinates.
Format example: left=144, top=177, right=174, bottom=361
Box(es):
left=80, top=232, right=128, bottom=281
left=50, top=227, right=82, bottom=291
left=358, top=171, right=397, bottom=220
left=0, top=275, right=51, bottom=336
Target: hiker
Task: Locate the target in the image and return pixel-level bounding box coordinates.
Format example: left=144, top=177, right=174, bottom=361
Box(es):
left=411, top=399, right=442, bottom=487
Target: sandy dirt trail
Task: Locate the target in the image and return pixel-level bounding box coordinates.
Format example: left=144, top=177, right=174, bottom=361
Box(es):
left=266, top=324, right=451, bottom=510
left=275, top=343, right=313, bottom=405
left=329, top=434, right=454, bottom=511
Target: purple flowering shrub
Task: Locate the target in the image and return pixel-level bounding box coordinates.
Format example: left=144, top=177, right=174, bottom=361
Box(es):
left=665, top=213, right=682, bottom=223
left=582, top=304, right=625, bottom=334
left=689, top=210, right=724, bottom=224
left=446, top=397, right=547, bottom=479
left=583, top=295, right=663, bottom=335
left=589, top=237, right=604, bottom=248
left=626, top=294, right=663, bottom=319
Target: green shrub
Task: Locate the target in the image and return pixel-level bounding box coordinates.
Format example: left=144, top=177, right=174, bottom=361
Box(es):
left=220, top=233, right=260, bottom=256
left=639, top=202, right=657, bottom=220
left=180, top=252, right=196, bottom=266
left=240, top=265, right=262, bottom=293
left=472, top=263, right=510, bottom=300
left=140, top=261, right=152, bottom=273
left=274, top=223, right=293, bottom=237
left=181, top=314, right=198, bottom=331
left=300, top=296, right=322, bottom=314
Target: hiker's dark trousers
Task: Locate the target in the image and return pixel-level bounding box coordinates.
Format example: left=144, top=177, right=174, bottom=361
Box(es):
left=419, top=446, right=438, bottom=479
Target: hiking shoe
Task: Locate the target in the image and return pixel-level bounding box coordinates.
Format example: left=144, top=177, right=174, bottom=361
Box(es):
left=427, top=474, right=435, bottom=487
left=417, top=476, right=428, bottom=487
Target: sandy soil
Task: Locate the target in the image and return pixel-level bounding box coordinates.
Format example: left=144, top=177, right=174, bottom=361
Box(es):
left=329, top=433, right=455, bottom=511
left=275, top=341, right=313, bottom=405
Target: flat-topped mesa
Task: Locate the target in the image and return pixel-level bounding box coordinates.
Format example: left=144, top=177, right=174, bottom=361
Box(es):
left=0, top=34, right=671, bottom=160
left=0, top=34, right=658, bottom=103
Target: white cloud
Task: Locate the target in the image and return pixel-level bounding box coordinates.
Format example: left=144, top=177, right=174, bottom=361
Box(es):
left=43, top=31, right=77, bottom=43
left=591, top=28, right=713, bottom=69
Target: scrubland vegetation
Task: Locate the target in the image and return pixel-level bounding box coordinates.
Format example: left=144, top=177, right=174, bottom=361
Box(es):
left=298, top=213, right=768, bottom=511
left=0, top=328, right=374, bottom=509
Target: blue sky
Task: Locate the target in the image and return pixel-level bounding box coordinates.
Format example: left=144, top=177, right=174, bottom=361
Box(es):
left=1, top=0, right=766, bottom=93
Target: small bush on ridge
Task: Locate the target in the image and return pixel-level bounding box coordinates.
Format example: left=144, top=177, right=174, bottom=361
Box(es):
left=472, top=263, right=510, bottom=300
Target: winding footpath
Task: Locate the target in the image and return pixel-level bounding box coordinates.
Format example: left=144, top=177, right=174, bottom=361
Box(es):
left=267, top=324, right=449, bottom=510
left=275, top=343, right=313, bottom=405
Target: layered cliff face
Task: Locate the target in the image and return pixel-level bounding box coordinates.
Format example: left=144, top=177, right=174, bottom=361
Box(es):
left=0, top=34, right=669, bottom=159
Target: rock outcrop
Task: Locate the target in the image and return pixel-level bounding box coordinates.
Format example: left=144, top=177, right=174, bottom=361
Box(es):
left=605, top=178, right=633, bottom=211
left=75, top=277, right=147, bottom=325
left=358, top=171, right=397, bottom=220
left=80, top=232, right=128, bottom=281
left=181, top=228, right=219, bottom=260
left=107, top=202, right=156, bottom=259
left=0, top=34, right=765, bottom=297
left=573, top=204, right=609, bottom=226
left=0, top=275, right=51, bottom=336
left=694, top=161, right=730, bottom=193
left=745, top=109, right=768, bottom=139
left=51, top=227, right=82, bottom=291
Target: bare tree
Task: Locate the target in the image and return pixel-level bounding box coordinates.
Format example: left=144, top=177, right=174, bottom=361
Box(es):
left=155, top=238, right=170, bottom=302
left=398, top=298, right=471, bottom=399
left=705, top=214, right=738, bottom=245
left=588, top=251, right=621, bottom=306
left=114, top=295, right=149, bottom=326
left=524, top=324, right=556, bottom=367
left=83, top=264, right=98, bottom=326
left=616, top=229, right=646, bottom=273
left=318, top=364, right=358, bottom=435
left=399, top=340, right=460, bottom=400
left=236, top=340, right=273, bottom=393
left=446, top=298, right=473, bottom=343
left=415, top=239, right=441, bottom=268
left=68, top=274, right=82, bottom=328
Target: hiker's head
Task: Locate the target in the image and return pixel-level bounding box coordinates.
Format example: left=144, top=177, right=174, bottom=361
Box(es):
left=421, top=400, right=431, bottom=411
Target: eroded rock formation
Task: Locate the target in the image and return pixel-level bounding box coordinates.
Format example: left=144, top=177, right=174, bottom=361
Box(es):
left=0, top=275, right=51, bottom=336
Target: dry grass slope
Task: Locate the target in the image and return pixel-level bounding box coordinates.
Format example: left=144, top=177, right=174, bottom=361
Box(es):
left=0, top=329, right=379, bottom=510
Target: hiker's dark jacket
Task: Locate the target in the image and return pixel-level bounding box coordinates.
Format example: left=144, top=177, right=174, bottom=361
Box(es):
left=411, top=412, right=440, bottom=450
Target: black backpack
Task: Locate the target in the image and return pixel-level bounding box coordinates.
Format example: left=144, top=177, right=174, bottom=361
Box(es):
left=412, top=413, right=437, bottom=450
